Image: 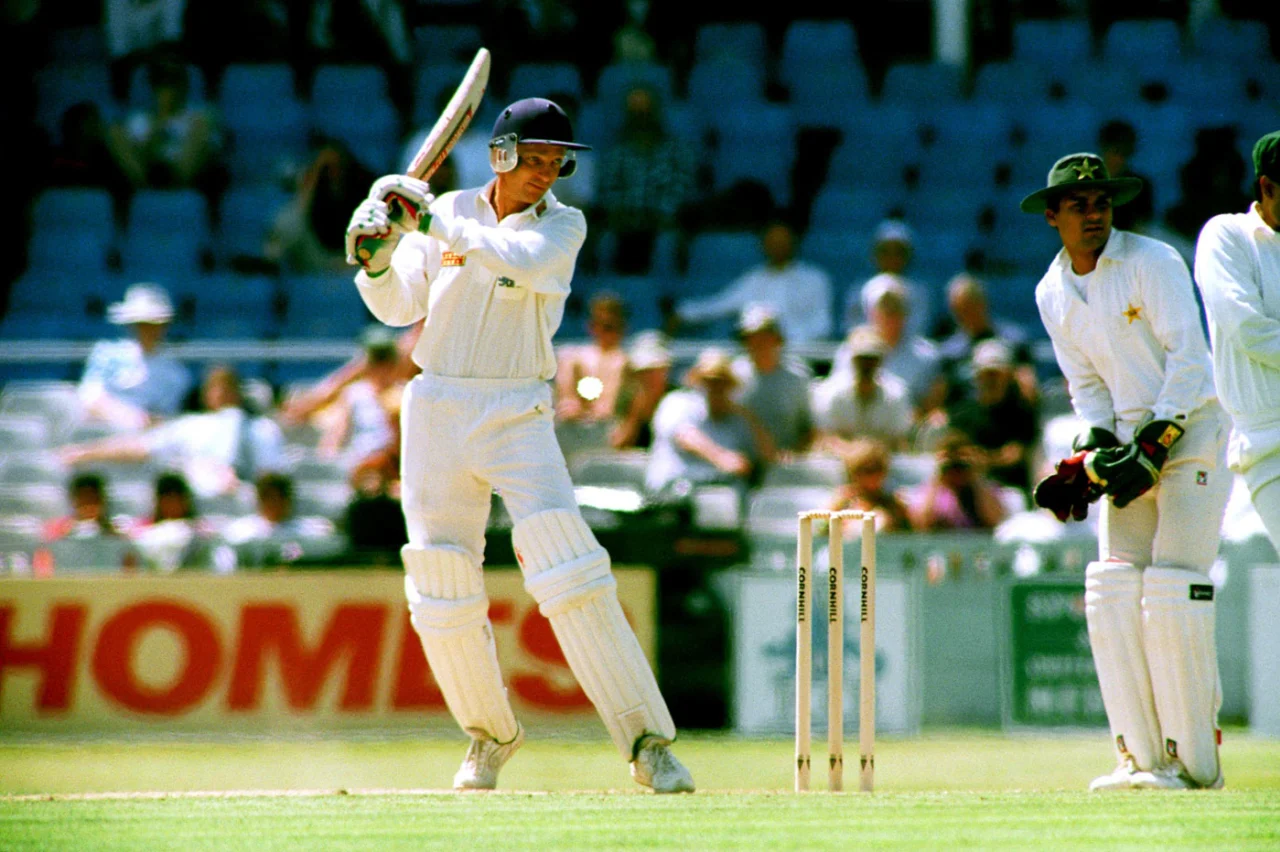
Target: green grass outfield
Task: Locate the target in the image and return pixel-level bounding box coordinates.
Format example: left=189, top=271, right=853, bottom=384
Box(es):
left=1, top=731, right=1278, bottom=851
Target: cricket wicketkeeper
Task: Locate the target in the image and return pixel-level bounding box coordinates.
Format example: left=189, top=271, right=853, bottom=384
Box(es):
left=344, top=97, right=694, bottom=793
left=1027, top=153, right=1230, bottom=791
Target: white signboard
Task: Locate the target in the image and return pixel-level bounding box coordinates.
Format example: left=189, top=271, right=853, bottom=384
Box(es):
left=730, top=571, right=921, bottom=735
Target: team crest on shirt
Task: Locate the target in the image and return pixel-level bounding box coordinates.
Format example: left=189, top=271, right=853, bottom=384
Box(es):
left=442, top=252, right=466, bottom=267
left=1123, top=303, right=1143, bottom=324
left=1196, top=471, right=1208, bottom=486
left=496, top=276, right=516, bottom=288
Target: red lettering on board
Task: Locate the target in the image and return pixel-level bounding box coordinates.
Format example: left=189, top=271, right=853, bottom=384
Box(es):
left=390, top=613, right=444, bottom=709
left=92, top=601, right=221, bottom=715
left=0, top=604, right=87, bottom=711
left=228, top=603, right=387, bottom=711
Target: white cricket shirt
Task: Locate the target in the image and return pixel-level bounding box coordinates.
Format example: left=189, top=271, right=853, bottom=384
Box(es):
left=1194, top=203, right=1280, bottom=432
left=1035, top=228, right=1217, bottom=441
left=355, top=182, right=586, bottom=381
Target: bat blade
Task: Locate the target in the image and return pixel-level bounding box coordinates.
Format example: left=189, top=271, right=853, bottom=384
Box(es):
left=407, top=47, right=491, bottom=181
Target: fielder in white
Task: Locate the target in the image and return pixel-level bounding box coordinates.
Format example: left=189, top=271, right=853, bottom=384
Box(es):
left=1027, top=153, right=1230, bottom=791
left=344, top=97, right=694, bottom=793
left=1194, top=130, right=1280, bottom=552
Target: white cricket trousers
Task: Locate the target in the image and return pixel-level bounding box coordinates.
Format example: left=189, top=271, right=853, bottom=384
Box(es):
left=399, top=374, right=578, bottom=557
left=1100, top=404, right=1232, bottom=571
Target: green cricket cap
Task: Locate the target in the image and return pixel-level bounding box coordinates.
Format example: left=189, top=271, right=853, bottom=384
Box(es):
left=1020, top=152, right=1145, bottom=214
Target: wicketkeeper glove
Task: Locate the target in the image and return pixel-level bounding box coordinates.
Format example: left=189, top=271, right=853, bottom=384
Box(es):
left=345, top=175, right=434, bottom=273
left=1084, top=419, right=1185, bottom=509
left=1033, top=428, right=1119, bottom=523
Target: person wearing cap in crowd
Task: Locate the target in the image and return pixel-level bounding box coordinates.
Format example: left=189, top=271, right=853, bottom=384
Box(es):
left=830, top=275, right=944, bottom=416
left=936, top=273, right=1038, bottom=407
left=844, top=219, right=931, bottom=338
left=811, top=325, right=913, bottom=452
left=556, top=291, right=630, bottom=425
left=78, top=283, right=193, bottom=430
left=1194, top=129, right=1280, bottom=552
left=673, top=219, right=833, bottom=343
left=610, top=329, right=672, bottom=450
left=1025, top=152, right=1230, bottom=792
left=343, top=96, right=694, bottom=793
left=60, top=364, right=288, bottom=500
left=644, top=347, right=773, bottom=499
left=731, top=304, right=814, bottom=455
left=942, top=339, right=1040, bottom=495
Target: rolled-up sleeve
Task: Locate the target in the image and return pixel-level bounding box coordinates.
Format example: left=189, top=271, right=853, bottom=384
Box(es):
left=353, top=232, right=438, bottom=327
left=1195, top=217, right=1280, bottom=370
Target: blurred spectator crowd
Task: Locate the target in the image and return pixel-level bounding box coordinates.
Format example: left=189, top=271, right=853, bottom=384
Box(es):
left=1, top=2, right=1278, bottom=573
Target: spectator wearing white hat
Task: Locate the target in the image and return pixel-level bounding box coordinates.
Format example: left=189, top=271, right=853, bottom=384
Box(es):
left=78, top=283, right=193, bottom=430
left=843, top=219, right=932, bottom=338
left=830, top=276, right=944, bottom=414
left=731, top=304, right=814, bottom=454
left=811, top=326, right=913, bottom=452
left=644, top=347, right=773, bottom=498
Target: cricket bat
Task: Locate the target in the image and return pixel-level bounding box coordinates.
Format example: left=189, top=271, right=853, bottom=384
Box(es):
left=353, top=47, right=491, bottom=265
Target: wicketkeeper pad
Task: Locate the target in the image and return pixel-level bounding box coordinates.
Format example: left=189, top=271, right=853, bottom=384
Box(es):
left=1085, top=562, right=1162, bottom=771
left=402, top=545, right=520, bottom=744
left=512, top=509, right=677, bottom=759
left=1142, top=566, right=1222, bottom=786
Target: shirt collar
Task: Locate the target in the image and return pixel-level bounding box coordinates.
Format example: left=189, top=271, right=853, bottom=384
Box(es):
left=1053, top=227, right=1129, bottom=273
left=1247, top=202, right=1277, bottom=236
left=477, top=180, right=556, bottom=224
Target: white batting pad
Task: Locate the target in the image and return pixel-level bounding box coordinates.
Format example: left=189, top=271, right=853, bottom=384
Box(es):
left=1142, top=566, right=1222, bottom=786
left=1085, top=561, right=1162, bottom=771
left=513, top=509, right=676, bottom=758
left=402, top=545, right=519, bottom=744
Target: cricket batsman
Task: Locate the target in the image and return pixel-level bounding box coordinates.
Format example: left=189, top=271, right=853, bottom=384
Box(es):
left=1193, top=130, right=1280, bottom=552
left=1027, top=153, right=1230, bottom=790
left=344, top=97, right=694, bottom=793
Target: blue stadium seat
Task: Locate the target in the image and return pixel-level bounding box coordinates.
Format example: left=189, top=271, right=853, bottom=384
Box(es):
left=921, top=104, right=1012, bottom=152
left=279, top=273, right=377, bottom=338
left=685, top=231, right=761, bottom=291
left=1167, top=61, right=1247, bottom=108
left=506, top=62, right=584, bottom=103
left=880, top=62, right=964, bottom=106
left=800, top=229, right=876, bottom=291
left=972, top=61, right=1052, bottom=104
left=909, top=228, right=980, bottom=295
left=26, top=231, right=111, bottom=279
left=412, top=24, right=484, bottom=66
left=788, top=64, right=869, bottom=128
left=1195, top=17, right=1271, bottom=62
left=217, top=186, right=290, bottom=263
left=127, top=62, right=206, bottom=110
left=311, top=66, right=400, bottom=174
left=809, top=186, right=902, bottom=233
left=595, top=62, right=676, bottom=112
left=119, top=190, right=210, bottom=276
left=1048, top=61, right=1138, bottom=104
left=412, top=62, right=469, bottom=125
left=219, top=65, right=308, bottom=184
left=694, top=22, right=767, bottom=70
left=900, top=191, right=988, bottom=236
left=687, top=59, right=766, bottom=112
left=1012, top=19, right=1093, bottom=63
left=179, top=273, right=276, bottom=325
left=33, top=188, right=116, bottom=243
left=780, top=19, right=859, bottom=88
left=824, top=107, right=921, bottom=193
left=1103, top=19, right=1184, bottom=65
left=35, top=63, right=115, bottom=136
left=711, top=105, right=796, bottom=205
left=1007, top=104, right=1102, bottom=189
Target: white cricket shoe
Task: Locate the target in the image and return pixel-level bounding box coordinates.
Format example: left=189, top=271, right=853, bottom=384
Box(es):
left=630, top=735, right=695, bottom=794
left=1089, top=764, right=1138, bottom=792
left=452, top=725, right=524, bottom=791
left=1129, top=765, right=1193, bottom=790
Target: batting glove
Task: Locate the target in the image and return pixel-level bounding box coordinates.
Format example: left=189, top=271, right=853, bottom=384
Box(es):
left=1084, top=419, right=1185, bottom=509
left=345, top=198, right=395, bottom=273
left=368, top=175, right=434, bottom=233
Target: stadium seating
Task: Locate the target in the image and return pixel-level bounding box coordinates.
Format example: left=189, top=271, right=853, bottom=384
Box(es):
left=506, top=62, right=585, bottom=103
left=780, top=19, right=859, bottom=88
left=881, top=62, right=965, bottom=107
left=694, top=22, right=768, bottom=71
left=33, top=188, right=116, bottom=244
left=687, top=59, right=767, bottom=113
left=310, top=66, right=400, bottom=174
left=412, top=24, right=485, bottom=66
left=1102, top=18, right=1185, bottom=65
left=35, top=62, right=114, bottom=137
left=788, top=64, right=869, bottom=129
left=594, top=61, right=676, bottom=112
left=1012, top=19, right=1093, bottom=64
